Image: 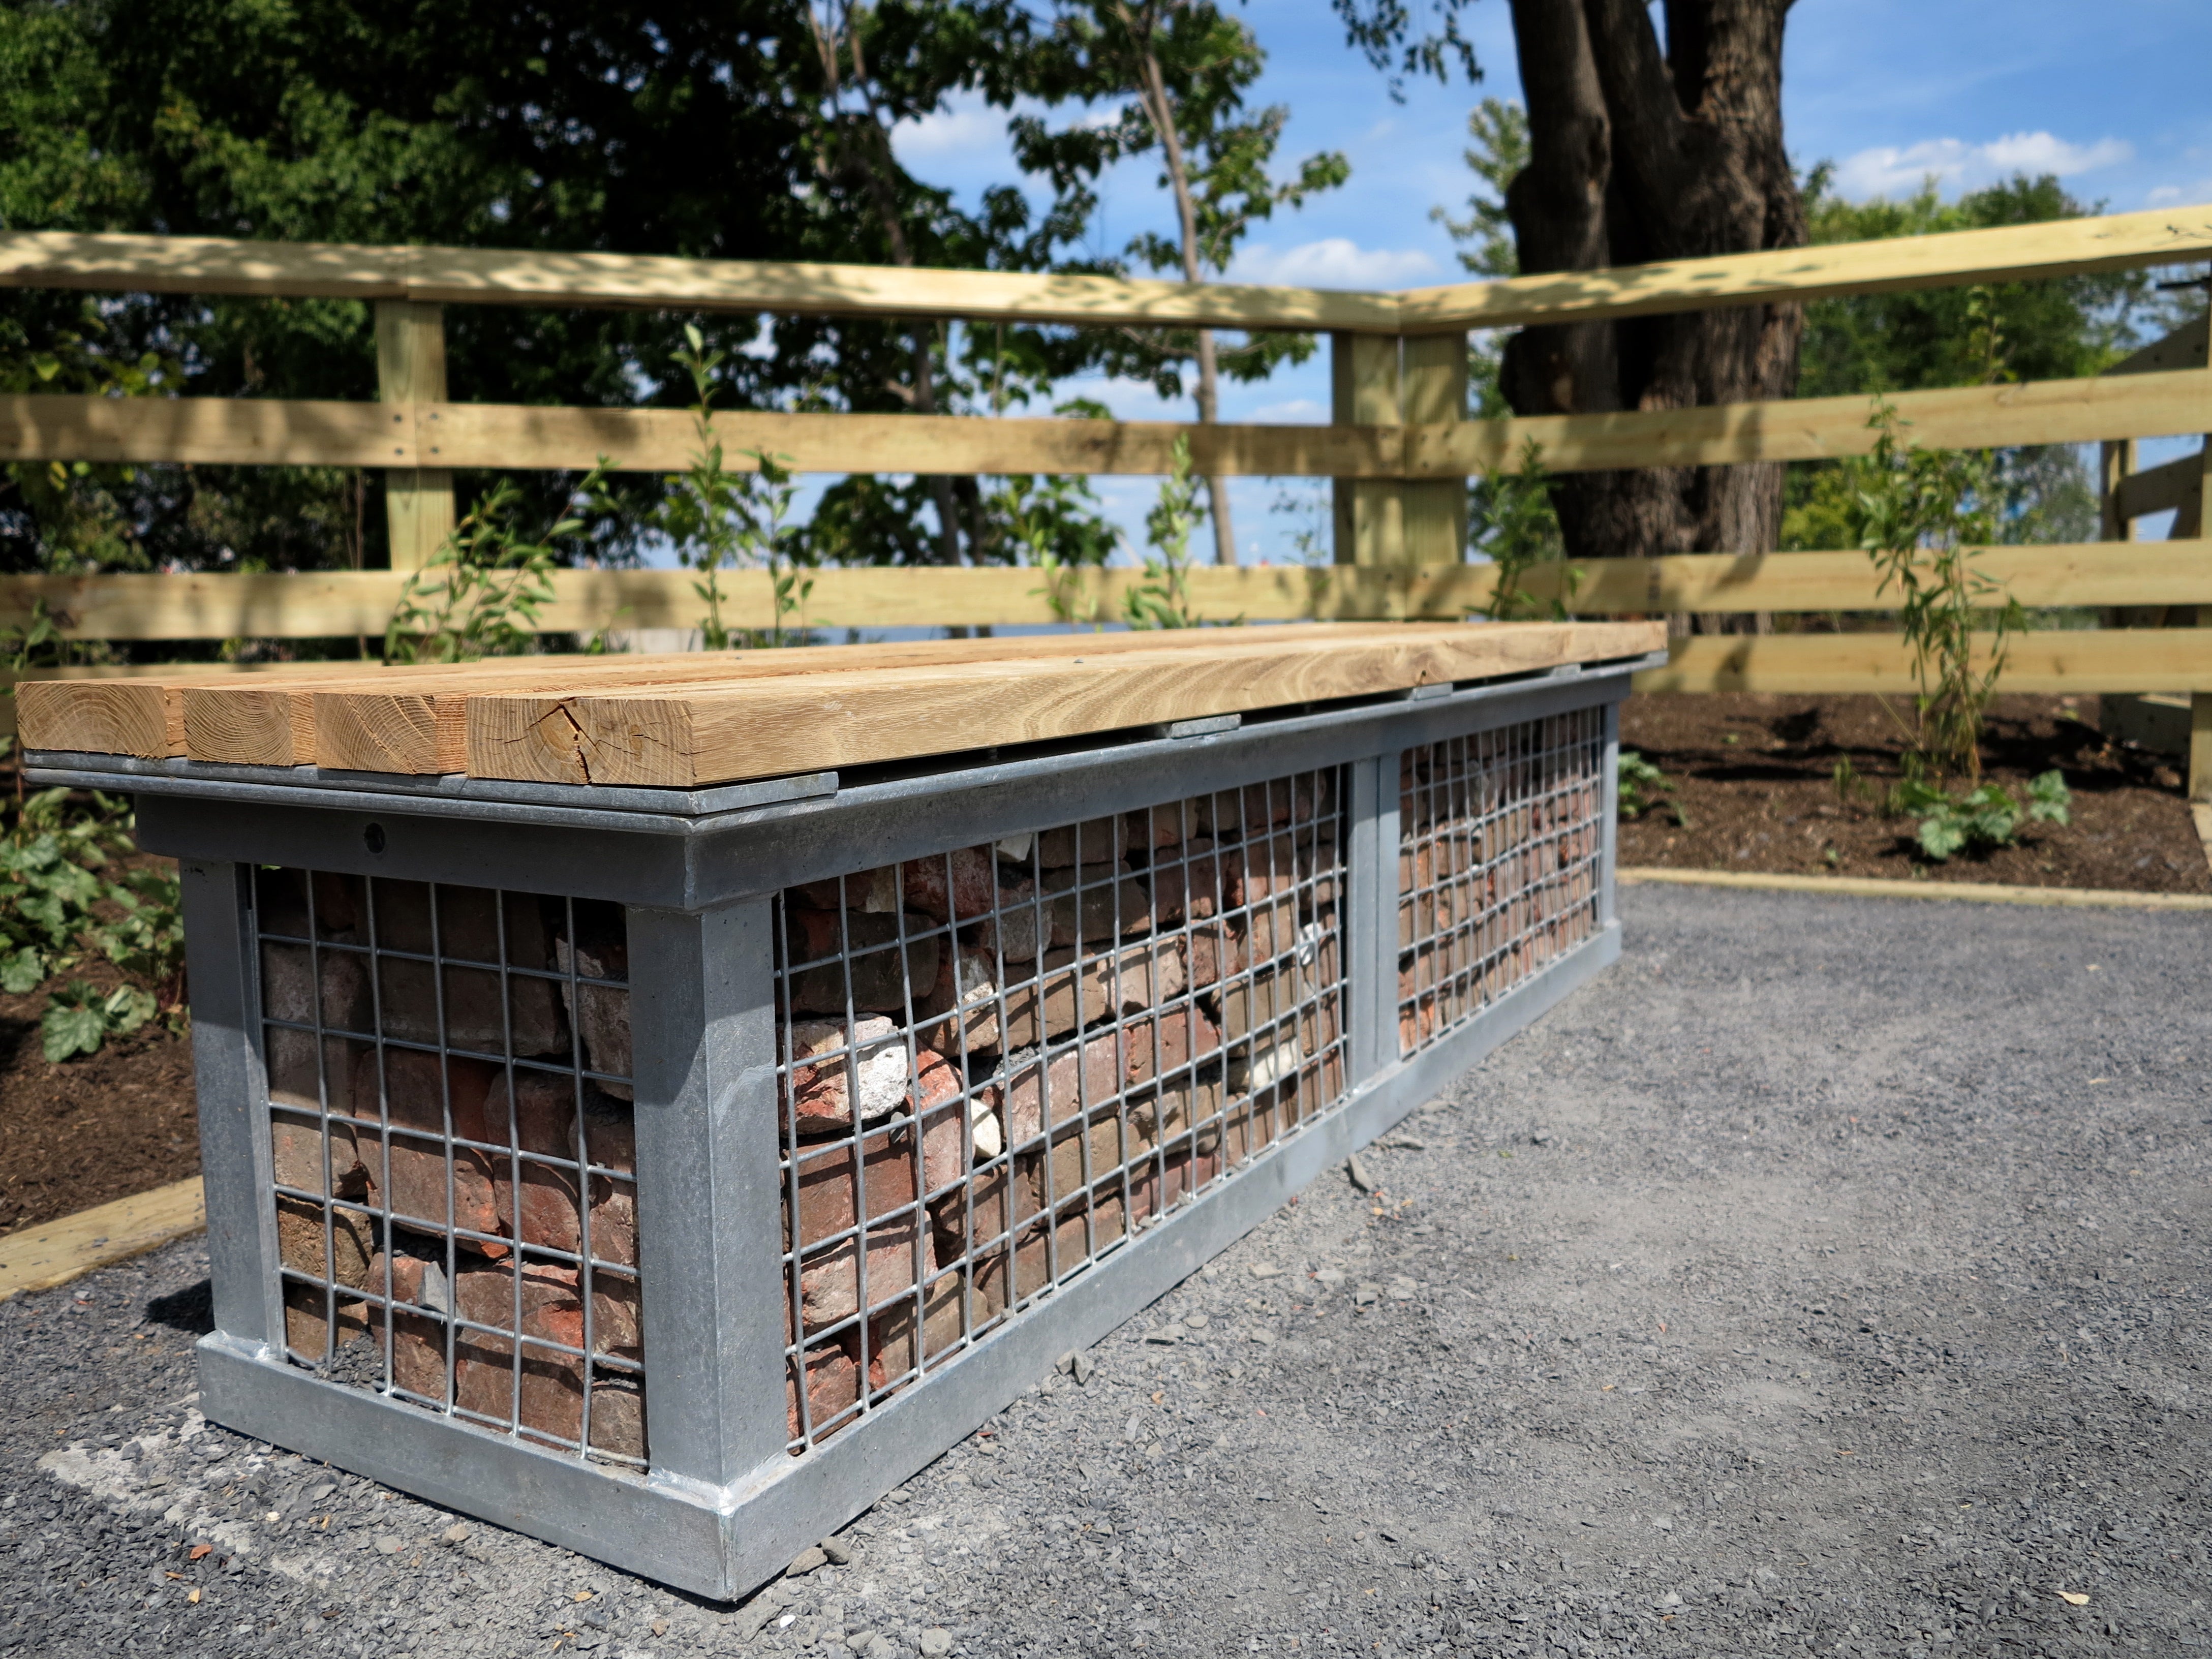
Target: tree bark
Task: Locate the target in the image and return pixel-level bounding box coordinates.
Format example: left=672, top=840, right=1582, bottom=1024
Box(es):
left=1499, top=0, right=1803, bottom=627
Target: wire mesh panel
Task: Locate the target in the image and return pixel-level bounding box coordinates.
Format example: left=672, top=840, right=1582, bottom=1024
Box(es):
left=775, top=766, right=1349, bottom=1452
left=1397, top=708, right=1607, bottom=1057
left=253, top=868, right=644, bottom=1466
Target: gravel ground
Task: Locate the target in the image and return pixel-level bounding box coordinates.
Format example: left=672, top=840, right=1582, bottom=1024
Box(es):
left=5, top=884, right=2208, bottom=1659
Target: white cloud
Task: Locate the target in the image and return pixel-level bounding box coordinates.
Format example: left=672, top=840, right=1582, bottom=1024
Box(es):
left=1227, top=238, right=1438, bottom=289
left=1832, top=131, right=2133, bottom=200
left=2148, top=177, right=2212, bottom=208
left=888, top=98, right=1008, bottom=166
left=1248, top=397, right=1328, bottom=423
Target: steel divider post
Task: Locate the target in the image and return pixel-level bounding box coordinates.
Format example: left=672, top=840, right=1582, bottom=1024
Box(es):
left=182, top=859, right=282, bottom=1351
left=1345, top=753, right=1398, bottom=1088
left=1600, top=699, right=1621, bottom=931
left=628, top=899, right=788, bottom=1493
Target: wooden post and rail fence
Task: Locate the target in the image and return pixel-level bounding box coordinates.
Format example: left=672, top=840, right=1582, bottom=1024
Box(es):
left=1, top=207, right=2209, bottom=793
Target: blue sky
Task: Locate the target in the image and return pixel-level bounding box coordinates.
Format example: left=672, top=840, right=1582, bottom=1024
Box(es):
left=733, top=1, right=2212, bottom=569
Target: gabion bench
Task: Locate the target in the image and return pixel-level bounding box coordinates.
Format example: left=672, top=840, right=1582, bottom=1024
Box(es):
left=22, top=619, right=1662, bottom=1599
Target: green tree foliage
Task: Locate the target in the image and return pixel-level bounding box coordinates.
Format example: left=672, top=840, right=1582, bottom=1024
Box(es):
left=0, top=0, right=1107, bottom=586
left=1783, top=172, right=2176, bottom=552
left=1018, top=1, right=1348, bottom=489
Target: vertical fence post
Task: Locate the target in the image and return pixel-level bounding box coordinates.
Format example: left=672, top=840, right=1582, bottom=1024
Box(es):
left=375, top=301, right=454, bottom=573
left=1332, top=333, right=1467, bottom=586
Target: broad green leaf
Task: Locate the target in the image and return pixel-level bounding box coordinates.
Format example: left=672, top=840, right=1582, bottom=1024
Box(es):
left=41, top=1003, right=107, bottom=1062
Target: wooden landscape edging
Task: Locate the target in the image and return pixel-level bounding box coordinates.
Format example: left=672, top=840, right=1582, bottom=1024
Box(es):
left=1618, top=868, right=2212, bottom=910
left=0, top=1176, right=207, bottom=1301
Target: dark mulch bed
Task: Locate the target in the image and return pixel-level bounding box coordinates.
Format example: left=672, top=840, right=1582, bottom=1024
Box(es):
left=0, top=955, right=197, bottom=1236
left=1618, top=691, right=2211, bottom=892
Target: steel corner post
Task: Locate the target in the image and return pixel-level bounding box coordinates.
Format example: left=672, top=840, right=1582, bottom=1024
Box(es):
left=627, top=899, right=789, bottom=1499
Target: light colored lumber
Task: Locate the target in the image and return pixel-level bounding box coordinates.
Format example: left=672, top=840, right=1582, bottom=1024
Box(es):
left=0, top=230, right=1404, bottom=334
left=3, top=366, right=2202, bottom=482
left=376, top=301, right=453, bottom=572
left=2192, top=695, right=2212, bottom=805
left=1414, top=368, right=2212, bottom=475
left=0, top=394, right=404, bottom=467
left=0, top=1176, right=206, bottom=1301
left=15, top=543, right=2212, bottom=654
left=5, top=207, right=2210, bottom=334
left=1537, top=540, right=2212, bottom=613
left=1630, top=628, right=2212, bottom=695
left=1617, top=868, right=2212, bottom=911
left=296, top=624, right=1418, bottom=775
left=2107, top=315, right=2208, bottom=378
left=1396, top=204, right=2212, bottom=330
left=0, top=566, right=1463, bottom=641
left=2114, top=451, right=2199, bottom=523
left=2192, top=803, right=2212, bottom=872
left=15, top=660, right=383, bottom=759
left=463, top=621, right=1665, bottom=788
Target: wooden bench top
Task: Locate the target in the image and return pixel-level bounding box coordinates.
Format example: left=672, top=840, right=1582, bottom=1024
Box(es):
left=19, top=620, right=1664, bottom=790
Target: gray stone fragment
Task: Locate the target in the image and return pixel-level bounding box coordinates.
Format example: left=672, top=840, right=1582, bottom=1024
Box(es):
left=1346, top=1154, right=1374, bottom=1193
left=821, top=1536, right=854, bottom=1565
left=787, top=1545, right=828, bottom=1576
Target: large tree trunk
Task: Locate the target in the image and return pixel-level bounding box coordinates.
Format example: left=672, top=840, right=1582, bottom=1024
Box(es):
left=1500, top=0, right=1804, bottom=625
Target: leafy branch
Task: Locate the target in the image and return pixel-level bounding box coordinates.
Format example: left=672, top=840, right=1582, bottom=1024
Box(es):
left=1853, top=400, right=2017, bottom=782
left=384, top=469, right=607, bottom=664
left=1478, top=439, right=1576, bottom=621
left=655, top=325, right=807, bottom=649
left=1123, top=434, right=1203, bottom=629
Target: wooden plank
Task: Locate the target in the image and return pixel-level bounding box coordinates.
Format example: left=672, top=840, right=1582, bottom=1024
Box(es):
left=1413, top=368, right=2212, bottom=475
left=13, top=660, right=383, bottom=759
left=1534, top=540, right=2212, bottom=613
left=5, top=207, right=2209, bottom=334
left=295, top=624, right=1420, bottom=775
left=1400, top=333, right=1468, bottom=565
left=0, top=394, right=407, bottom=467
left=1630, top=628, right=2212, bottom=695
left=462, top=621, right=1666, bottom=788
left=0, top=1176, right=205, bottom=1301
left=377, top=302, right=454, bottom=572
left=0, top=230, right=1405, bottom=334
left=6, top=364, right=2200, bottom=485
left=2114, top=452, right=2203, bottom=523
left=1397, top=203, right=2212, bottom=330
left=1332, top=332, right=1405, bottom=566
left=1619, top=867, right=2212, bottom=911
left=2107, top=315, right=2209, bottom=378
left=15, top=542, right=2212, bottom=652
left=0, top=567, right=1463, bottom=643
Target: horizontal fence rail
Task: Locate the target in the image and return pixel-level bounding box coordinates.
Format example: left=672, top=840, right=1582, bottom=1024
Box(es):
left=1, top=367, right=2205, bottom=479
left=6, top=542, right=2212, bottom=641
left=6, top=206, right=2210, bottom=332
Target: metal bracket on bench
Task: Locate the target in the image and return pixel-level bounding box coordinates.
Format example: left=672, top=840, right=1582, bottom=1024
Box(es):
left=1154, top=713, right=1242, bottom=740
left=1401, top=683, right=1455, bottom=702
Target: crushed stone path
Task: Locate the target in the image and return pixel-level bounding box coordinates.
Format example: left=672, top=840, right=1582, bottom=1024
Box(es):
left=5, top=885, right=2206, bottom=1658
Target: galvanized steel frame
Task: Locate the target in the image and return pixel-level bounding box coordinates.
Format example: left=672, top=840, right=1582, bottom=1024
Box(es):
left=75, top=656, right=1641, bottom=1602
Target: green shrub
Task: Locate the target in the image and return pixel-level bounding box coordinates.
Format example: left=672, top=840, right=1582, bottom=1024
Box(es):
left=1897, top=770, right=2071, bottom=860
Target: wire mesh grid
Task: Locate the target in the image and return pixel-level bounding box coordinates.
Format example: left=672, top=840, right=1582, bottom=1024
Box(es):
left=775, top=766, right=1350, bottom=1452
left=252, top=867, right=645, bottom=1467
left=1397, top=708, right=1606, bottom=1057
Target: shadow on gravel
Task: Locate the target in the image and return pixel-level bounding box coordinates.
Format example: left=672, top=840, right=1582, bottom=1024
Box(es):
left=145, top=1277, right=213, bottom=1335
